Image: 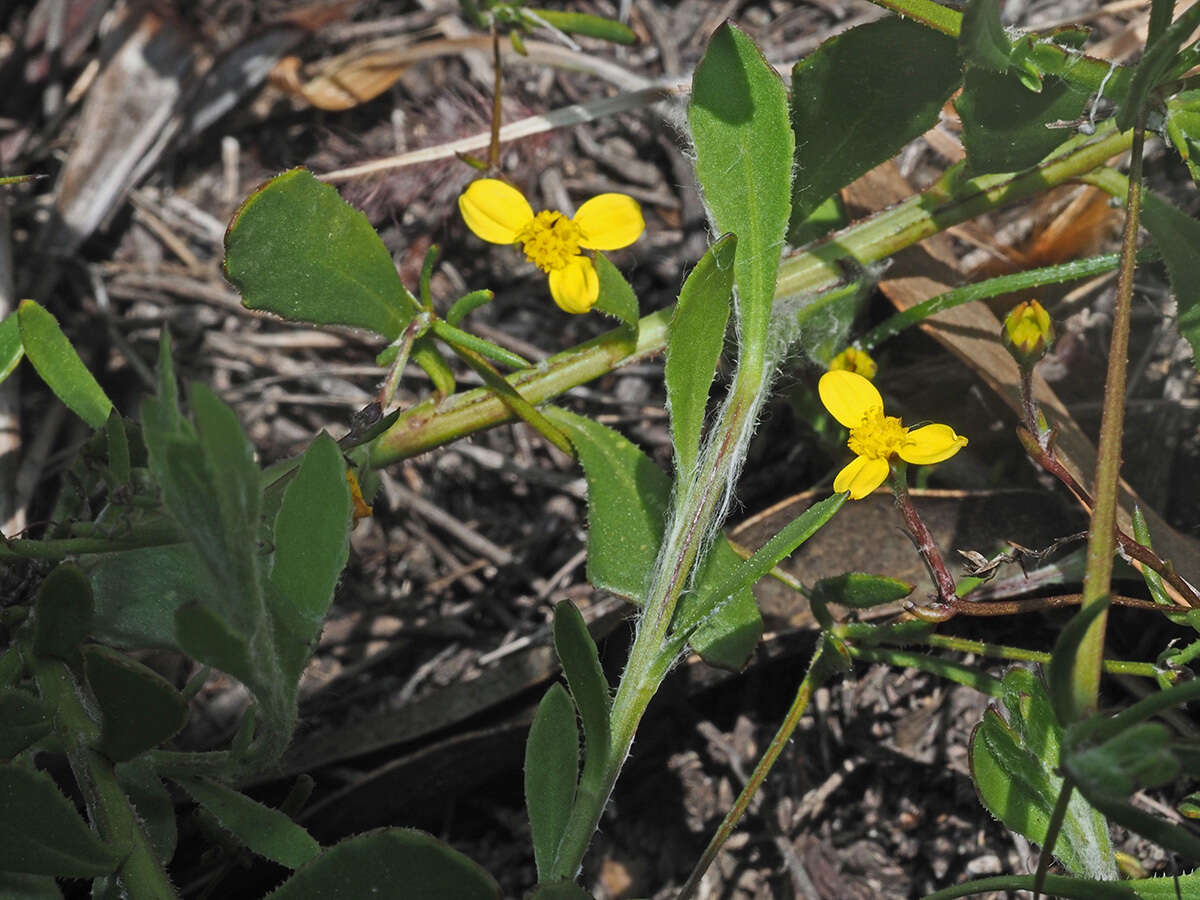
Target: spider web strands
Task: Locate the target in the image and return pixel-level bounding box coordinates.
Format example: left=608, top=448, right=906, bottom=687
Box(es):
left=857, top=247, right=1160, bottom=352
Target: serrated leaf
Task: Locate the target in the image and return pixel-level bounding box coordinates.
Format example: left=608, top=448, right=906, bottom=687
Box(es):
left=18, top=299, right=112, bottom=429
left=179, top=777, right=321, bottom=869
left=33, top=564, right=93, bottom=662
left=543, top=407, right=760, bottom=669
left=1166, top=90, right=1200, bottom=186
left=115, top=759, right=177, bottom=866
left=0, top=765, right=120, bottom=876
left=956, top=69, right=1090, bottom=174
left=666, top=235, right=735, bottom=480
left=811, top=572, right=914, bottom=610
left=224, top=168, right=415, bottom=339
left=269, top=432, right=351, bottom=683
left=0, top=310, right=22, bottom=385
left=969, top=668, right=1116, bottom=878
left=553, top=601, right=610, bottom=768
left=591, top=254, right=639, bottom=352
left=524, top=683, right=578, bottom=881
left=959, top=0, right=1013, bottom=71
left=0, top=690, right=52, bottom=759
left=1140, top=191, right=1200, bottom=373
left=84, top=645, right=188, bottom=762
left=790, top=16, right=962, bottom=229
left=267, top=828, right=500, bottom=899
left=689, top=24, right=793, bottom=359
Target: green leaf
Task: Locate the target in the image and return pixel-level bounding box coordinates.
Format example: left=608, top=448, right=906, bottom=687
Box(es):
left=269, top=432, right=351, bottom=683
left=552, top=601, right=610, bottom=770
left=666, top=235, right=735, bottom=479
left=17, top=299, right=112, bottom=429
left=1047, top=595, right=1112, bottom=726
left=1128, top=872, right=1200, bottom=898
left=115, top=759, right=177, bottom=866
left=689, top=23, right=793, bottom=360
left=267, top=828, right=500, bottom=899
left=178, top=776, right=321, bottom=869
left=525, top=9, right=636, bottom=46
left=969, top=668, right=1115, bottom=879
left=0, top=874, right=62, bottom=899
left=175, top=602, right=254, bottom=688
left=224, top=168, right=416, bottom=340
left=1139, top=191, right=1200, bottom=372
left=959, top=0, right=1014, bottom=71
left=956, top=69, right=1090, bottom=174
left=1166, top=90, right=1200, bottom=186
left=526, top=883, right=595, bottom=900
left=1116, top=3, right=1200, bottom=131
left=0, top=764, right=120, bottom=876
left=90, top=543, right=215, bottom=651
left=790, top=15, right=962, bottom=228
left=0, top=690, right=52, bottom=759
left=543, top=408, right=667, bottom=602
left=445, top=290, right=493, bottom=327
left=0, top=310, right=22, bottom=385
left=524, top=684, right=578, bottom=881
left=810, top=572, right=914, bottom=610
left=84, top=645, right=189, bottom=762
left=430, top=320, right=529, bottom=369
left=591, top=254, right=639, bottom=352
left=677, top=494, right=846, bottom=636
left=33, top=564, right=93, bottom=662
left=105, top=412, right=131, bottom=487
left=685, top=542, right=764, bottom=671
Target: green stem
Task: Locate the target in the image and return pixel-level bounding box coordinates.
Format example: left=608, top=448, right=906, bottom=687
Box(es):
left=366, top=126, right=1135, bottom=468
left=1072, top=117, right=1147, bottom=719
left=35, top=658, right=179, bottom=899
left=1035, top=779, right=1075, bottom=898
left=850, top=645, right=1004, bottom=696
left=1, top=529, right=186, bottom=561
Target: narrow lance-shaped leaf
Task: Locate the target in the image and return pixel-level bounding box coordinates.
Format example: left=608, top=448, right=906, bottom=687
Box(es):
left=18, top=299, right=112, bottom=429
left=689, top=24, right=793, bottom=361
left=552, top=601, right=610, bottom=771
left=524, top=684, right=578, bottom=881
left=591, top=253, right=639, bottom=351
left=666, top=235, right=735, bottom=480
left=0, top=310, right=21, bottom=385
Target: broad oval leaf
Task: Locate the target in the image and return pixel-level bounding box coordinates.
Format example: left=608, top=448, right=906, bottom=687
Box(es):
left=525, top=683, right=578, bottom=881
left=666, top=235, right=735, bottom=479
left=84, top=645, right=189, bottom=762
left=0, top=765, right=120, bottom=876
left=689, top=24, right=792, bottom=360
left=18, top=299, right=112, bottom=429
left=810, top=572, right=913, bottom=610
left=178, top=776, right=321, bottom=870
left=267, top=828, right=500, bottom=899
left=224, top=168, right=415, bottom=339
left=790, top=15, right=962, bottom=230
left=33, top=564, right=93, bottom=662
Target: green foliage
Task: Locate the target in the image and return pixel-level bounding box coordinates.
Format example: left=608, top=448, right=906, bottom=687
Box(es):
left=552, top=601, right=611, bottom=773
left=32, top=564, right=93, bottom=662
left=83, top=645, right=188, bottom=762
left=1047, top=596, right=1112, bottom=726
left=689, top=23, right=793, bottom=361
left=1117, top=2, right=1200, bottom=130
left=1139, top=191, right=1200, bottom=372
left=1166, top=90, right=1200, bottom=185
left=525, top=9, right=635, bottom=45
left=969, top=668, right=1115, bottom=878
left=789, top=15, right=961, bottom=230
left=0, top=873, right=63, bottom=899
left=591, top=254, right=639, bottom=351
left=526, top=883, right=596, bottom=900
left=224, top=168, right=415, bottom=340
left=0, top=765, right=120, bottom=877
left=0, top=309, right=21, bottom=384
left=810, top=572, right=914, bottom=610
left=115, top=760, right=177, bottom=866
left=666, top=235, right=735, bottom=480
left=17, top=299, right=112, bottom=429
left=0, top=689, right=52, bottom=759
left=178, top=777, right=321, bottom=869
left=525, top=683, right=578, bottom=881
left=959, top=0, right=1013, bottom=72
left=268, top=828, right=501, bottom=899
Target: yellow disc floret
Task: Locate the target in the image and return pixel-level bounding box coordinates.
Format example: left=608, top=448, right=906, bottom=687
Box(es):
left=518, top=211, right=583, bottom=273
left=847, top=408, right=907, bottom=460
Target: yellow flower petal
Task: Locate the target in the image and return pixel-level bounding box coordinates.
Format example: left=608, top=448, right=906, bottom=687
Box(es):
left=458, top=179, right=534, bottom=244
left=573, top=193, right=645, bottom=250
left=833, top=455, right=890, bottom=500
left=899, top=424, right=968, bottom=465
left=547, top=257, right=600, bottom=314
left=819, top=370, right=883, bottom=428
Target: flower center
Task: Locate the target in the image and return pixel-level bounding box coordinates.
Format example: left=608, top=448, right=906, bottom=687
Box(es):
left=518, top=211, right=582, bottom=273
left=846, top=407, right=908, bottom=460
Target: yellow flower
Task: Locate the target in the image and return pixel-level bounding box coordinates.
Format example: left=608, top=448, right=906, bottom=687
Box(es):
left=345, top=469, right=373, bottom=523
left=828, top=347, right=878, bottom=380
left=819, top=370, right=967, bottom=500
left=1002, top=299, right=1054, bottom=363
left=458, top=178, right=644, bottom=314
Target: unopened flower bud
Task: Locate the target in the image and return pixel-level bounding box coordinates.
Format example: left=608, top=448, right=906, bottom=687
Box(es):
left=1002, top=300, right=1054, bottom=365
left=828, top=347, right=878, bottom=381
